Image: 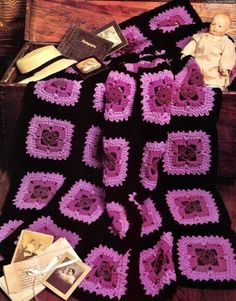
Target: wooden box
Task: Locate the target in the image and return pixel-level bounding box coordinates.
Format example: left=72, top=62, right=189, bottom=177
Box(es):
left=0, top=0, right=236, bottom=177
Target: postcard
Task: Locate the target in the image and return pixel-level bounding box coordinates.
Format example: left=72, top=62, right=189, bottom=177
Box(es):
left=11, top=229, right=54, bottom=263
left=57, top=24, right=113, bottom=61
left=75, top=56, right=108, bottom=79
left=3, top=238, right=81, bottom=294
left=0, top=276, right=44, bottom=301
left=93, top=20, right=128, bottom=54
left=43, top=252, right=91, bottom=300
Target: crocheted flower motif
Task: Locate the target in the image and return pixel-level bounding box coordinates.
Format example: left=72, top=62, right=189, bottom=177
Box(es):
left=163, top=130, right=211, bottom=175
left=0, top=220, right=23, bottom=243
left=177, top=235, right=236, bottom=281
left=80, top=245, right=130, bottom=299
left=13, top=172, right=65, bottom=210
left=93, top=83, right=106, bottom=113
left=29, top=216, right=80, bottom=247
left=166, top=189, right=219, bottom=225
left=83, top=125, right=102, bottom=169
left=34, top=78, right=82, bottom=106
left=59, top=180, right=105, bottom=224
left=140, top=141, right=166, bottom=190
left=141, top=70, right=173, bottom=125
left=111, top=25, right=152, bottom=57
left=140, top=232, right=176, bottom=296
left=103, top=138, right=129, bottom=187
left=26, top=115, right=74, bottom=160
left=149, top=6, right=194, bottom=32
left=140, top=198, right=162, bottom=237
left=172, top=58, right=215, bottom=117
left=106, top=202, right=129, bottom=239
left=104, top=71, right=136, bottom=122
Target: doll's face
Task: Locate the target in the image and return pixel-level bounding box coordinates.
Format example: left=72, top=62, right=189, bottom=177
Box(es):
left=209, top=14, right=231, bottom=36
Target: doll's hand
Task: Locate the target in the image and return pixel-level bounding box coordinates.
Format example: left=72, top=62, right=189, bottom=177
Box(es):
left=220, top=69, right=229, bottom=76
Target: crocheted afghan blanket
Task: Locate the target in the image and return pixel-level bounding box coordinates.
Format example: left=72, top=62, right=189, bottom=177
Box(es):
left=0, top=1, right=235, bottom=300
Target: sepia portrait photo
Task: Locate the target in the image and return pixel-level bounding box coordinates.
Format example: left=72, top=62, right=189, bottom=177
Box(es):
left=11, top=229, right=54, bottom=263
left=75, top=56, right=107, bottom=79
left=94, top=20, right=128, bottom=54
left=76, top=57, right=101, bottom=74
left=43, top=252, right=91, bottom=300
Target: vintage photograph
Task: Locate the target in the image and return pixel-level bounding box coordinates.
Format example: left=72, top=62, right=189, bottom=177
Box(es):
left=75, top=56, right=107, bottom=79
left=76, top=57, right=101, bottom=74
left=3, top=238, right=82, bottom=295
left=11, top=229, right=54, bottom=263
left=94, top=20, right=128, bottom=54
left=43, top=252, right=91, bottom=300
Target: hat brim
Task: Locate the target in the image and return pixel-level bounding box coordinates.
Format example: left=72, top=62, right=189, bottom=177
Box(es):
left=19, top=58, right=77, bottom=84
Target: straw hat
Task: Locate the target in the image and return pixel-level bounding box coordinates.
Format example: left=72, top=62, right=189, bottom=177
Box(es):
left=17, top=45, right=77, bottom=84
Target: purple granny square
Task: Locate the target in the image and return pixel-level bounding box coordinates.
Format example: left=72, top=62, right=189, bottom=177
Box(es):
left=166, top=188, right=219, bottom=225
left=163, top=130, right=211, bottom=175
left=26, top=115, right=74, bottom=160
left=177, top=235, right=236, bottom=281
left=13, top=172, right=65, bottom=210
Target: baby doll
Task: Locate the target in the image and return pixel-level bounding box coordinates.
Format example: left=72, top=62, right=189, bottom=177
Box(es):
left=181, top=13, right=236, bottom=90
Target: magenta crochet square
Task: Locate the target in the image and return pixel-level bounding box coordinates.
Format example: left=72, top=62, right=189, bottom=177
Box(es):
left=104, top=71, right=136, bottom=122
left=83, top=125, right=102, bottom=169
left=34, top=78, right=82, bottom=106
left=166, top=189, right=219, bottom=225
left=140, top=141, right=166, bottom=191
left=139, top=232, right=176, bottom=296
left=106, top=202, right=129, bottom=239
left=111, top=25, right=152, bottom=58
left=0, top=220, right=23, bottom=244
left=29, top=216, right=80, bottom=247
left=172, top=58, right=215, bottom=117
left=59, top=180, right=105, bottom=224
left=177, top=235, right=236, bottom=281
left=93, top=83, right=105, bottom=113
left=103, top=137, right=129, bottom=187
left=13, top=172, right=65, bottom=210
left=140, top=198, right=162, bottom=237
left=149, top=6, right=194, bottom=32
left=80, top=245, right=130, bottom=299
left=140, top=70, right=173, bottom=125
left=163, top=130, right=211, bottom=175
left=26, top=115, right=74, bottom=160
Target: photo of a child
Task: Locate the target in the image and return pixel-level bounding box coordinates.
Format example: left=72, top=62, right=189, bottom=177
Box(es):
left=76, top=57, right=101, bottom=74
left=43, top=252, right=91, bottom=300
left=11, top=230, right=54, bottom=263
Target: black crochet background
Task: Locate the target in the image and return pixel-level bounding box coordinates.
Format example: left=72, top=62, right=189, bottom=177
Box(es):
left=0, top=1, right=235, bottom=300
